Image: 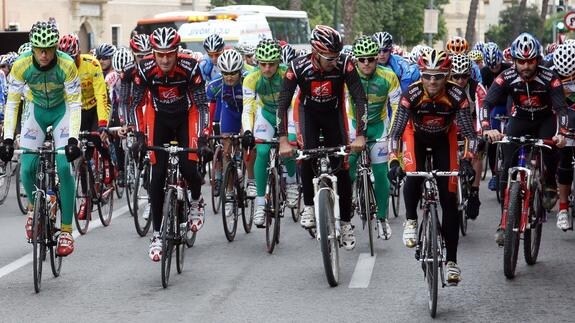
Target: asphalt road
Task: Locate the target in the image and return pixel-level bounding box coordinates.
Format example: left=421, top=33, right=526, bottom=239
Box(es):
left=0, top=172, right=574, bottom=322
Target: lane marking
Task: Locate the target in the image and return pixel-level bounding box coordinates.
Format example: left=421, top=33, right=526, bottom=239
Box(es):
left=0, top=204, right=130, bottom=279
left=348, top=253, right=376, bottom=288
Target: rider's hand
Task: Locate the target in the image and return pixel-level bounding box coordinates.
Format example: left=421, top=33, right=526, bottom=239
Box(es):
left=131, top=131, right=146, bottom=161
left=351, top=135, right=366, bottom=153
left=242, top=130, right=255, bottom=150
left=0, top=138, right=14, bottom=162
left=64, top=138, right=82, bottom=162
left=97, top=126, right=109, bottom=142
left=197, top=135, right=213, bottom=163
left=553, top=134, right=566, bottom=148
left=117, top=126, right=128, bottom=138
left=484, top=129, right=503, bottom=143
left=459, top=159, right=475, bottom=182
left=278, top=136, right=293, bottom=158
left=387, top=160, right=404, bottom=183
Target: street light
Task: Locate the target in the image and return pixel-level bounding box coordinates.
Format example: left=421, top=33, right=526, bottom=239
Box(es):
left=553, top=20, right=566, bottom=43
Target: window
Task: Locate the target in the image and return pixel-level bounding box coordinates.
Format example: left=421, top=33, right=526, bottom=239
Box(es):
left=111, top=25, right=121, bottom=46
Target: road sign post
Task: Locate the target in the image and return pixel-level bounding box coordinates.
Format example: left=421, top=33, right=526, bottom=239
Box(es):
left=564, top=11, right=575, bottom=31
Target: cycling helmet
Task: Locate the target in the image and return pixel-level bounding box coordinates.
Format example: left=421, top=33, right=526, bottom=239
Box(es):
left=236, top=42, right=256, bottom=56
left=352, top=36, right=379, bottom=58
left=392, top=44, right=404, bottom=56
left=473, top=41, right=486, bottom=54
left=95, top=43, right=116, bottom=59
left=502, top=47, right=512, bottom=61
left=409, top=45, right=423, bottom=64
left=467, top=49, right=483, bottom=63
left=0, top=52, right=18, bottom=68
left=281, top=44, right=297, bottom=64
left=418, top=49, right=451, bottom=71
left=372, top=31, right=393, bottom=50
left=203, top=34, right=224, bottom=53
left=564, top=39, right=575, bottom=45
left=553, top=43, right=575, bottom=78
left=483, top=42, right=503, bottom=67
left=341, top=44, right=353, bottom=57
left=130, top=33, right=151, bottom=55
left=450, top=54, right=471, bottom=74
left=546, top=42, right=558, bottom=55
left=298, top=48, right=310, bottom=57
left=217, top=49, right=244, bottom=73
left=255, top=38, right=281, bottom=62
left=18, top=42, right=32, bottom=55
left=510, top=32, right=540, bottom=60
left=112, top=47, right=134, bottom=72
left=310, top=25, right=343, bottom=53
left=29, top=21, right=59, bottom=48
left=445, top=36, right=469, bottom=54
left=58, top=34, right=80, bottom=58
left=150, top=27, right=180, bottom=52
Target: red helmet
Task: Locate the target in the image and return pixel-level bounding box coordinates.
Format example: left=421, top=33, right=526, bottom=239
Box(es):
left=150, top=27, right=180, bottom=52
left=418, top=49, right=451, bottom=72
left=310, top=25, right=343, bottom=53
left=130, top=34, right=151, bottom=55
left=58, top=34, right=80, bottom=58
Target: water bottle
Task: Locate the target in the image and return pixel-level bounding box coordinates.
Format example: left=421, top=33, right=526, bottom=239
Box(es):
left=46, top=190, right=57, bottom=220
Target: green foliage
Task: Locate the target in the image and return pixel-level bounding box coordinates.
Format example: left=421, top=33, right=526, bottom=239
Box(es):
left=541, top=12, right=575, bottom=44
left=485, top=4, right=543, bottom=47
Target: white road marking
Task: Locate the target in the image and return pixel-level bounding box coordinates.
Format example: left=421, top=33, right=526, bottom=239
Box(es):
left=0, top=204, right=130, bottom=279
left=348, top=253, right=376, bottom=288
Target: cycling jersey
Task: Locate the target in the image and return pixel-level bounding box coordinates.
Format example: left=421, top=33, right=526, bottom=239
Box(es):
left=206, top=75, right=243, bottom=133
left=199, top=59, right=221, bottom=84
left=379, top=54, right=420, bottom=93
left=119, top=60, right=147, bottom=131
left=75, top=54, right=108, bottom=127
left=470, top=61, right=482, bottom=84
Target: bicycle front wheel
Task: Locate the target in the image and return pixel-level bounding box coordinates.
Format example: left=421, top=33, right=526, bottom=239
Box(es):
left=15, top=162, right=28, bottom=214
left=49, top=194, right=62, bottom=277
left=459, top=182, right=469, bottom=237
left=210, top=146, right=222, bottom=214
left=221, top=163, right=238, bottom=242
left=425, top=204, right=439, bottom=318
left=125, top=154, right=137, bottom=216
left=524, top=181, right=543, bottom=265
left=133, top=162, right=152, bottom=237
left=265, top=168, right=280, bottom=254
left=0, top=161, right=12, bottom=205
left=161, top=188, right=177, bottom=288
left=32, top=192, right=46, bottom=293
left=391, top=178, right=401, bottom=218
left=504, top=181, right=522, bottom=279
left=318, top=182, right=339, bottom=287
left=481, top=142, right=489, bottom=180
left=74, top=161, right=91, bottom=235
left=97, top=156, right=115, bottom=227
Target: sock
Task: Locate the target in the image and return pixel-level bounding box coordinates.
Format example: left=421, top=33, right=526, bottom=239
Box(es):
left=560, top=202, right=569, bottom=211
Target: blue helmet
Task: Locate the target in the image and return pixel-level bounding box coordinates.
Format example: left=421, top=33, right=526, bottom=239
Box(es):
left=483, top=42, right=503, bottom=68
left=510, top=33, right=541, bottom=60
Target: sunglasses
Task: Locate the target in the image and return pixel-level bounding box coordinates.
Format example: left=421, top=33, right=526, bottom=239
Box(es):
left=222, top=71, right=240, bottom=76
left=516, top=58, right=537, bottom=65
left=451, top=74, right=470, bottom=80
left=421, top=73, right=448, bottom=80
left=244, top=54, right=254, bottom=59
left=379, top=48, right=391, bottom=53
left=357, top=57, right=377, bottom=64
left=207, top=52, right=222, bottom=58
left=259, top=62, right=278, bottom=67
left=317, top=51, right=340, bottom=62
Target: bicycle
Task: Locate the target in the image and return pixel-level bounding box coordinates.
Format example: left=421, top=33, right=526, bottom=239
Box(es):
left=296, top=145, right=348, bottom=287
left=353, top=141, right=379, bottom=257
left=209, top=134, right=254, bottom=242
left=123, top=129, right=138, bottom=217
left=495, top=135, right=552, bottom=279
left=147, top=142, right=198, bottom=288
left=406, top=147, right=460, bottom=318
left=456, top=139, right=474, bottom=237
left=491, top=115, right=509, bottom=204
left=561, top=130, right=575, bottom=231
left=73, top=130, right=116, bottom=234
left=15, top=140, right=64, bottom=293
left=209, top=138, right=223, bottom=214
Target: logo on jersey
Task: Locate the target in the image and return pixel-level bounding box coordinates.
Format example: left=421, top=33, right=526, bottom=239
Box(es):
left=311, top=81, right=333, bottom=97
left=551, top=78, right=561, bottom=88
left=158, top=86, right=180, bottom=101
left=518, top=94, right=542, bottom=108
left=256, top=124, right=267, bottom=133
left=23, top=128, right=38, bottom=140
left=60, top=127, right=69, bottom=138
left=377, top=146, right=388, bottom=157
left=403, top=151, right=413, bottom=166
left=422, top=115, right=444, bottom=127
left=494, top=76, right=505, bottom=86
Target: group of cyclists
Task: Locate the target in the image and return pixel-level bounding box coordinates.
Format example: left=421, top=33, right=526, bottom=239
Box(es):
left=1, top=18, right=574, bottom=290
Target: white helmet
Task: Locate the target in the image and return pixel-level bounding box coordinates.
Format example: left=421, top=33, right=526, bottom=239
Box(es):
left=217, top=49, right=243, bottom=73
left=450, top=53, right=471, bottom=74
left=112, top=47, right=134, bottom=72
left=553, top=43, right=575, bottom=78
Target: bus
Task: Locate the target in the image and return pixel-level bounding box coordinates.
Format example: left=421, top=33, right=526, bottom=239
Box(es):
left=134, top=5, right=311, bottom=51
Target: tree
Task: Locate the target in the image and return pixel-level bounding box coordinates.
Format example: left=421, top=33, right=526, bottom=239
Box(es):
left=465, top=0, right=480, bottom=43
left=485, top=4, right=543, bottom=47
left=341, top=0, right=358, bottom=43
left=289, top=0, right=302, bottom=10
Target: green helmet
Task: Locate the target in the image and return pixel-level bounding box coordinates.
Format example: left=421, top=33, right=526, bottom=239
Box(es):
left=353, top=36, right=379, bottom=58
left=29, top=21, right=59, bottom=48
left=255, top=39, right=281, bottom=62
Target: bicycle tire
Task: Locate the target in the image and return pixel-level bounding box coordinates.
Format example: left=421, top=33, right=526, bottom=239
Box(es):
left=176, top=198, right=186, bottom=274
left=161, top=188, right=176, bottom=288
left=15, top=163, right=28, bottom=215
left=265, top=167, right=280, bottom=254
left=221, top=163, right=239, bottom=242
left=504, top=181, right=522, bottom=279
left=459, top=182, right=469, bottom=236
left=318, top=181, right=339, bottom=287
left=49, top=194, right=62, bottom=277
left=291, top=169, right=302, bottom=222
left=481, top=142, right=489, bottom=180
left=426, top=204, right=439, bottom=318
left=0, top=161, right=12, bottom=205
left=524, top=180, right=543, bottom=265
left=391, top=179, right=401, bottom=218
left=133, top=162, right=152, bottom=237
left=32, top=192, right=45, bottom=293
left=211, top=146, right=222, bottom=214
left=358, top=171, right=375, bottom=257
left=240, top=162, right=253, bottom=233
left=96, top=154, right=114, bottom=227
left=74, top=161, right=91, bottom=235
left=125, top=155, right=137, bottom=216
left=495, top=145, right=504, bottom=204
left=181, top=194, right=197, bottom=248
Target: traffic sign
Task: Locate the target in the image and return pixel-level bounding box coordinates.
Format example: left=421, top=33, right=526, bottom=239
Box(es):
left=564, top=11, right=575, bottom=31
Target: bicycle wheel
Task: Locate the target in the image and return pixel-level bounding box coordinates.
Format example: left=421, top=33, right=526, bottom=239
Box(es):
left=291, top=169, right=302, bottom=222
left=524, top=181, right=543, bottom=265
left=161, top=188, right=176, bottom=288
left=221, top=163, right=238, bottom=242
left=211, top=146, right=222, bottom=214
left=15, top=163, right=28, bottom=214
left=459, top=182, right=469, bottom=236
left=49, top=194, right=62, bottom=277
left=504, top=181, right=522, bottom=279
left=481, top=142, right=489, bottom=180
left=425, top=204, right=439, bottom=318
left=265, top=167, right=280, bottom=254
left=391, top=178, right=401, bottom=218
left=175, top=198, right=186, bottom=274
left=133, top=162, right=152, bottom=237
left=495, top=145, right=504, bottom=204
left=74, top=161, right=91, bottom=235
left=32, top=192, right=46, bottom=293
left=0, top=161, right=12, bottom=205
left=318, top=181, right=339, bottom=287
left=97, top=155, right=115, bottom=227
left=125, top=154, right=137, bottom=216
left=239, top=161, right=253, bottom=233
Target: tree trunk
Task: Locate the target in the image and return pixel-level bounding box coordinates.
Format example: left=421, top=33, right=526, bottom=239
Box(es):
left=341, top=0, right=357, bottom=44
left=465, top=0, right=480, bottom=43
left=288, top=0, right=302, bottom=10
left=511, top=0, right=528, bottom=37
left=540, top=0, right=550, bottom=32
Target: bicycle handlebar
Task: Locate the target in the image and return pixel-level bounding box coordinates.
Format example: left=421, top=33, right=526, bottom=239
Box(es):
left=493, top=135, right=554, bottom=149
left=146, top=145, right=198, bottom=155
left=405, top=171, right=459, bottom=179
left=295, top=146, right=349, bottom=161
left=14, top=149, right=66, bottom=155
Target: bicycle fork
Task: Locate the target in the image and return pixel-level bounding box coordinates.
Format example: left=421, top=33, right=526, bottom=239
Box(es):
left=313, top=175, right=340, bottom=243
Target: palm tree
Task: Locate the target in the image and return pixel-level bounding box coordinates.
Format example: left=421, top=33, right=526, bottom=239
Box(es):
left=342, top=0, right=357, bottom=43
left=465, top=0, right=480, bottom=43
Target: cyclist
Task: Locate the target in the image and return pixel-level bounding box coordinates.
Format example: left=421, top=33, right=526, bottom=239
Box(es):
left=95, top=43, right=117, bottom=77
left=348, top=36, right=401, bottom=239
left=0, top=21, right=82, bottom=256
left=129, top=27, right=209, bottom=261
left=468, top=49, right=484, bottom=69
left=281, top=43, right=297, bottom=65
left=450, top=53, right=487, bottom=220
left=372, top=31, right=420, bottom=92
left=277, top=25, right=368, bottom=250
left=206, top=49, right=252, bottom=212
left=482, top=33, right=567, bottom=245
left=200, top=34, right=224, bottom=83
left=387, top=49, right=477, bottom=285
left=550, top=43, right=575, bottom=231
left=445, top=36, right=482, bottom=84
left=242, top=38, right=299, bottom=227
left=236, top=42, right=256, bottom=73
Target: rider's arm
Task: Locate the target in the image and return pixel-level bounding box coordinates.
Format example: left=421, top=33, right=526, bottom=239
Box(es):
left=62, top=59, right=82, bottom=140
left=480, top=74, right=508, bottom=129
left=130, top=67, right=148, bottom=132
left=455, top=93, right=478, bottom=156
left=387, top=92, right=412, bottom=160
left=188, top=67, right=209, bottom=131
left=549, top=74, right=569, bottom=131
left=344, top=58, right=367, bottom=137
left=118, top=67, right=132, bottom=126
left=276, top=66, right=298, bottom=138
left=91, top=59, right=110, bottom=127
left=3, top=63, right=25, bottom=140
left=242, top=71, right=262, bottom=134
left=386, top=71, right=401, bottom=129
